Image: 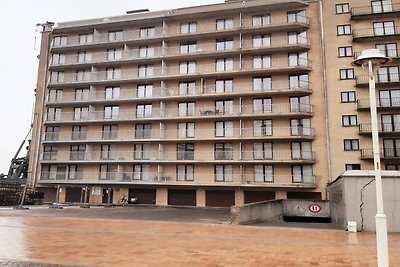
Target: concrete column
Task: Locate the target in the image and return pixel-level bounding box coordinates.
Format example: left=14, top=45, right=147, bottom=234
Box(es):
left=275, top=191, right=287, bottom=200
left=196, top=189, right=206, bottom=207
left=235, top=190, right=245, bottom=206
left=58, top=187, right=66, bottom=203
left=156, top=188, right=168, bottom=206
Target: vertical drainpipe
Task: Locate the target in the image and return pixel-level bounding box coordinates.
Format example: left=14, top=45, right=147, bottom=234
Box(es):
left=318, top=0, right=333, bottom=185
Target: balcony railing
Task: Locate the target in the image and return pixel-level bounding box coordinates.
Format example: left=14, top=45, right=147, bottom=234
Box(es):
left=351, top=3, right=400, bottom=17
left=361, top=148, right=400, bottom=159
left=353, top=26, right=400, bottom=40
left=359, top=123, right=400, bottom=134
left=357, top=97, right=400, bottom=109
left=355, top=74, right=400, bottom=85
left=354, top=49, right=399, bottom=60
left=39, top=171, right=316, bottom=187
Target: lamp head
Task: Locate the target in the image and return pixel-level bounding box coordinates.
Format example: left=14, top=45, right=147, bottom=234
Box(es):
left=352, top=49, right=391, bottom=67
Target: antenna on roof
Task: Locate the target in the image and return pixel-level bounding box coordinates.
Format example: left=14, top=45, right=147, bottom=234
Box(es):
left=126, top=9, right=150, bottom=14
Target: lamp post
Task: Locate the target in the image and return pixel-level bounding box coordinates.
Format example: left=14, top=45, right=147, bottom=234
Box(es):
left=352, top=49, right=391, bottom=267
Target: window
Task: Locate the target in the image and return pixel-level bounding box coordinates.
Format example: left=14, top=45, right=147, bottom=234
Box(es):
left=338, top=46, right=353, bottom=57
left=290, top=96, right=310, bottom=112
left=341, top=91, right=356, bottom=102
left=179, top=81, right=196, bottom=95
left=181, top=22, right=197, bottom=34
left=140, top=27, right=155, bottom=38
left=344, top=139, right=359, bottom=151
left=383, top=139, right=400, bottom=157
left=177, top=143, right=195, bottom=160
left=133, top=165, right=150, bottom=181
left=136, top=104, right=152, bottom=118
left=135, top=123, right=152, bottom=139
left=71, top=125, right=87, bottom=140
left=50, top=71, right=64, bottom=83
left=215, top=79, right=233, bottom=93
left=216, top=58, right=233, bottom=71
left=101, top=144, right=114, bottom=160
left=178, top=122, right=195, bottom=138
left=102, top=125, right=118, bottom=140
left=253, top=55, right=271, bottom=69
left=43, top=146, right=57, bottom=160
left=214, top=143, right=233, bottom=160
left=138, top=65, right=154, bottom=77
left=79, top=33, right=93, bottom=44
left=254, top=142, right=273, bottom=160
left=178, top=102, right=195, bottom=116
left=76, top=69, right=90, bottom=81
left=106, top=67, right=121, bottom=80
left=292, top=165, right=313, bottom=183
left=252, top=34, right=271, bottom=47
left=177, top=165, right=194, bottom=181
left=377, top=66, right=399, bottom=82
left=290, top=118, right=312, bottom=136
left=48, top=89, right=63, bottom=102
left=215, top=100, right=234, bottom=114
left=253, top=98, right=272, bottom=113
left=287, top=10, right=306, bottom=23
left=342, top=115, right=357, bottom=126
left=75, top=88, right=89, bottom=101
left=385, top=164, right=400, bottom=170
left=339, top=68, right=354, bottom=79
left=376, top=43, right=398, bottom=58
left=45, top=126, right=60, bottom=141
left=373, top=21, right=395, bottom=36
left=139, top=45, right=155, bottom=58
left=78, top=51, right=91, bottom=63
left=73, top=107, right=89, bottom=120
left=108, top=30, right=122, bottom=42
left=216, top=39, right=234, bottom=51
left=52, top=53, right=65, bottom=65
left=53, top=36, right=67, bottom=47
left=107, top=48, right=122, bottom=60
left=289, top=74, right=309, bottom=89
left=216, top=18, right=234, bottom=30
left=289, top=52, right=308, bottom=66
left=254, top=165, right=273, bottom=183
left=180, top=61, right=196, bottom=74
left=99, top=164, right=118, bottom=180
left=381, top=114, right=400, bottom=132
left=291, top=142, right=312, bottom=160
left=372, top=0, right=394, bottom=13
left=345, top=164, right=361, bottom=171
left=379, top=90, right=400, bottom=107
left=215, top=121, right=234, bottom=137
left=215, top=165, right=233, bottom=182
left=134, top=144, right=151, bottom=160
left=137, top=84, right=153, bottom=98
left=105, top=86, right=120, bottom=100
left=254, top=120, right=272, bottom=136
left=253, top=77, right=272, bottom=91
left=180, top=42, right=197, bottom=54
left=104, top=106, right=119, bottom=119
left=70, top=145, right=86, bottom=160
left=252, top=14, right=271, bottom=26
left=47, top=107, right=61, bottom=121
left=337, top=24, right=351, bottom=35
left=288, top=31, right=308, bottom=45
left=336, top=3, right=350, bottom=14
left=68, top=164, right=82, bottom=180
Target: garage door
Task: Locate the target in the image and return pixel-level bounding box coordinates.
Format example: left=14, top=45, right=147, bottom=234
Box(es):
left=129, top=188, right=156, bottom=204
left=244, top=191, right=275, bottom=204
left=168, top=189, right=196, bottom=206
left=65, top=187, right=82, bottom=203
left=206, top=190, right=235, bottom=207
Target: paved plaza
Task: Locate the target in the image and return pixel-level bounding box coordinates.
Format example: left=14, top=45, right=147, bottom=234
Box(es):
left=0, top=206, right=399, bottom=266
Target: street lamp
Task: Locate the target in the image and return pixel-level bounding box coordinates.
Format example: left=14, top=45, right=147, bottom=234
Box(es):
left=352, top=49, right=391, bottom=267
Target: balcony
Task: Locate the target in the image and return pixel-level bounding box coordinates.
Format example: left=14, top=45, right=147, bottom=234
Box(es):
left=351, top=3, right=400, bottom=20
left=357, top=97, right=400, bottom=110
left=38, top=172, right=316, bottom=188
left=359, top=123, right=400, bottom=135
left=355, top=74, right=400, bottom=87
left=354, top=49, right=399, bottom=61
left=353, top=26, right=400, bottom=41
left=361, top=148, right=400, bottom=160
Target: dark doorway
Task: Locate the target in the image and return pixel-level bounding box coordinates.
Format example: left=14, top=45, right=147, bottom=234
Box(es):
left=168, top=189, right=196, bottom=206
left=287, top=191, right=322, bottom=200
left=65, top=187, right=81, bottom=203
left=205, top=190, right=235, bottom=207
left=244, top=191, right=275, bottom=204
left=102, top=188, right=113, bottom=204
left=129, top=188, right=156, bottom=204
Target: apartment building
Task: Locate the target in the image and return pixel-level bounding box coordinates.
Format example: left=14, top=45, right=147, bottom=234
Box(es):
left=28, top=0, right=329, bottom=206
left=323, top=0, right=400, bottom=179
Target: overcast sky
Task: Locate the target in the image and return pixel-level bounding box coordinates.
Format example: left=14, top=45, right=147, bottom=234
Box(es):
left=0, top=0, right=223, bottom=174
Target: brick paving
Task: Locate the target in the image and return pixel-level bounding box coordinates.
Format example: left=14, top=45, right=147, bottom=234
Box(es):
left=0, top=208, right=399, bottom=266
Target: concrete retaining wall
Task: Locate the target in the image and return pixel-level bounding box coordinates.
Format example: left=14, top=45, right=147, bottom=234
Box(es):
left=232, top=200, right=283, bottom=224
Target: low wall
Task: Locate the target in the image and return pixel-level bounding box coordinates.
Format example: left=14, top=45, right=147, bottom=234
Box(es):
left=232, top=200, right=283, bottom=224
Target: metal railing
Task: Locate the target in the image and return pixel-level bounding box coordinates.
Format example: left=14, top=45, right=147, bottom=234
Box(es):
left=361, top=148, right=400, bottom=159
left=355, top=74, right=400, bottom=85
left=351, top=3, right=400, bottom=16
left=357, top=97, right=400, bottom=109
left=353, top=26, right=400, bottom=39
left=359, top=123, right=400, bottom=133
left=354, top=49, right=399, bottom=59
